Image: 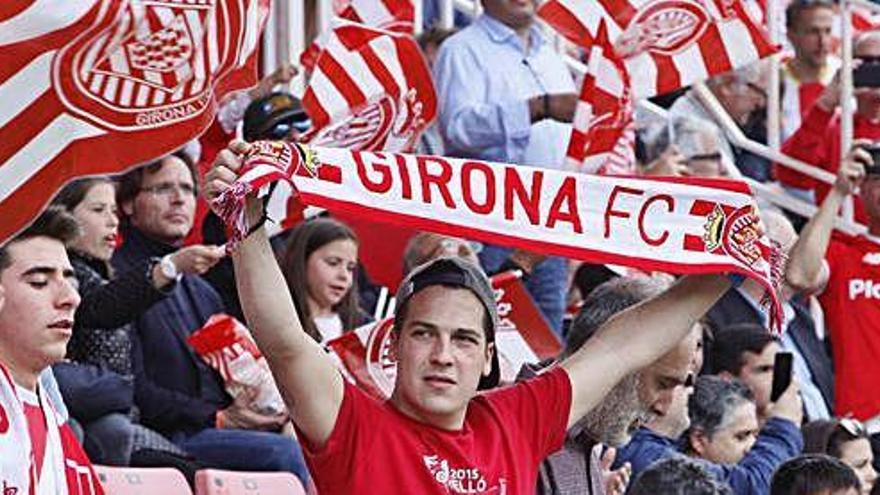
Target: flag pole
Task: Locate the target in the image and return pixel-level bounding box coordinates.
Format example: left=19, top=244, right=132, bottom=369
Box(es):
left=841, top=0, right=855, bottom=223
left=439, top=0, right=455, bottom=29
left=766, top=0, right=781, bottom=152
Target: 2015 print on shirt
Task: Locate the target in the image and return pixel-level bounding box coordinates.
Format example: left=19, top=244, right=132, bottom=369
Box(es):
left=423, top=454, right=506, bottom=494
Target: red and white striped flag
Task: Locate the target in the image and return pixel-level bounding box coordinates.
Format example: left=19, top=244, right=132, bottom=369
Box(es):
left=336, top=0, right=415, bottom=32
left=0, top=0, right=268, bottom=242
left=300, top=20, right=436, bottom=153
left=538, top=0, right=779, bottom=97
left=567, top=21, right=636, bottom=174
left=299, top=0, right=414, bottom=71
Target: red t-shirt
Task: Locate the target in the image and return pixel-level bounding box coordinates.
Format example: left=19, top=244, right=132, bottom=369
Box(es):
left=822, top=233, right=880, bottom=419
left=777, top=106, right=880, bottom=224
left=301, top=367, right=572, bottom=494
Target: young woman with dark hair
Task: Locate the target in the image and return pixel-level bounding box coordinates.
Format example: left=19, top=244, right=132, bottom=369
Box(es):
left=279, top=217, right=367, bottom=343
left=51, top=176, right=219, bottom=480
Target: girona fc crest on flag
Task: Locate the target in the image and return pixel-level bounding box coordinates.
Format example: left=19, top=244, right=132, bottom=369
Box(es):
left=126, top=15, right=194, bottom=72
left=615, top=0, right=711, bottom=57
left=54, top=0, right=244, bottom=131
left=301, top=20, right=436, bottom=153
left=306, top=89, right=427, bottom=152
left=1, top=0, right=268, bottom=242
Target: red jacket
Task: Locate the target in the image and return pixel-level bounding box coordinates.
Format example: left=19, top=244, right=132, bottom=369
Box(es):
left=776, top=105, right=880, bottom=223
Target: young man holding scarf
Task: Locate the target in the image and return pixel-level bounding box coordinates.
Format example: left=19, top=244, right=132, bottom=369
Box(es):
left=204, top=142, right=746, bottom=495
left=0, top=207, right=103, bottom=494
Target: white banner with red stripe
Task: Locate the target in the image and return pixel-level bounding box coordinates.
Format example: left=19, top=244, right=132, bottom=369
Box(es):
left=538, top=0, right=779, bottom=98
left=214, top=142, right=785, bottom=329
left=0, top=0, right=268, bottom=242
left=300, top=19, right=436, bottom=153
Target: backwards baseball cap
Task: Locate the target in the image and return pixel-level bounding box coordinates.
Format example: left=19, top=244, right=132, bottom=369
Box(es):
left=243, top=92, right=310, bottom=142
left=395, top=256, right=500, bottom=390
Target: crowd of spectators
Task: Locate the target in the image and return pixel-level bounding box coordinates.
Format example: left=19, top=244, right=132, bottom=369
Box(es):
left=5, top=0, right=880, bottom=493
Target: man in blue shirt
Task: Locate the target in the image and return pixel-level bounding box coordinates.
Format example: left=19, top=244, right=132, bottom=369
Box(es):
left=433, top=0, right=578, bottom=333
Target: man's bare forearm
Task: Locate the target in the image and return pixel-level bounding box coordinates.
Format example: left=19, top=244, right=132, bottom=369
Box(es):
left=562, top=274, right=729, bottom=428
left=786, top=190, right=842, bottom=291
left=232, top=225, right=343, bottom=445
left=592, top=274, right=727, bottom=371
left=232, top=228, right=314, bottom=359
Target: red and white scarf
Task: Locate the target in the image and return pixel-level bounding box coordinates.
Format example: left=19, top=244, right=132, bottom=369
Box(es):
left=213, top=142, right=784, bottom=330
left=0, top=366, right=103, bottom=495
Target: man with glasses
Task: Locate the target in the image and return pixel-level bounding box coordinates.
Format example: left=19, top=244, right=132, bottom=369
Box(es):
left=243, top=92, right=311, bottom=143
left=112, top=152, right=310, bottom=482
left=669, top=61, right=773, bottom=180
left=639, top=116, right=731, bottom=179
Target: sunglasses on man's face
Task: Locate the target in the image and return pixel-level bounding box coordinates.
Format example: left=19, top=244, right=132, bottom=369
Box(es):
left=265, top=118, right=311, bottom=140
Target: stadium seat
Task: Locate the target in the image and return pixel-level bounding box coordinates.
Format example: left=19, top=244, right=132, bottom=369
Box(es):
left=194, top=469, right=306, bottom=495
left=94, top=465, right=192, bottom=495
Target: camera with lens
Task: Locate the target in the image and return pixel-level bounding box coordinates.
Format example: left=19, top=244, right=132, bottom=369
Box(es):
left=859, top=144, right=880, bottom=175
left=854, top=59, right=880, bottom=88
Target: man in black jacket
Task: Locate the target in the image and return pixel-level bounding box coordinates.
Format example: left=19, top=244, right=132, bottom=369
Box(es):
left=113, top=151, right=308, bottom=481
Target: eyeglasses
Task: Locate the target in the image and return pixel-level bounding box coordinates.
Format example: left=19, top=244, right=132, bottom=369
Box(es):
left=264, top=118, right=311, bottom=140
left=266, top=121, right=295, bottom=140
left=839, top=417, right=866, bottom=437
left=139, top=182, right=196, bottom=197
left=685, top=152, right=723, bottom=163
left=746, top=82, right=768, bottom=100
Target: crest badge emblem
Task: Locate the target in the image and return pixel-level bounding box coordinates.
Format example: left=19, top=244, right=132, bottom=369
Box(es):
left=305, top=89, right=427, bottom=152
left=615, top=0, right=710, bottom=57
left=53, top=0, right=241, bottom=131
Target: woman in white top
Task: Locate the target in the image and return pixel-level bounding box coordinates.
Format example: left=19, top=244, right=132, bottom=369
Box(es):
left=279, top=217, right=366, bottom=343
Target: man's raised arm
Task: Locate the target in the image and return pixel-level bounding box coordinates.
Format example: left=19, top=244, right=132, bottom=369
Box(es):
left=561, top=274, right=730, bottom=429
left=204, top=142, right=344, bottom=448
left=786, top=146, right=869, bottom=293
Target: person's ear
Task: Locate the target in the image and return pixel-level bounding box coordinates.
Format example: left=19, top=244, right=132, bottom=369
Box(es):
left=389, top=328, right=400, bottom=361
left=483, top=342, right=495, bottom=377
left=121, top=198, right=134, bottom=218
left=689, top=429, right=709, bottom=456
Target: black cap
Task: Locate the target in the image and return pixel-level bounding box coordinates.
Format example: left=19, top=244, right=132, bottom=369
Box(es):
left=395, top=256, right=500, bottom=390
left=243, top=92, right=309, bottom=142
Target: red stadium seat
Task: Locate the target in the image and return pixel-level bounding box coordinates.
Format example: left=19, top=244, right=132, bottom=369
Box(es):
left=94, top=465, right=192, bottom=495
left=194, top=469, right=306, bottom=495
